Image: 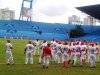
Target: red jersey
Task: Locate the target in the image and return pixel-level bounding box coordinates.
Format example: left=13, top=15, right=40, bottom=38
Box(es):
left=43, top=46, right=51, bottom=57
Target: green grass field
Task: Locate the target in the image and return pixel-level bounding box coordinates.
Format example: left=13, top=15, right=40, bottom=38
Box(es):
left=0, top=38, right=100, bottom=75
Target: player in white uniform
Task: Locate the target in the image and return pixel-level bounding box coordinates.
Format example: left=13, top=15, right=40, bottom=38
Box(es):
left=68, top=42, right=76, bottom=66
left=6, top=40, right=14, bottom=64
left=51, top=38, right=55, bottom=44
left=85, top=41, right=90, bottom=63
left=51, top=39, right=57, bottom=62
left=80, top=42, right=87, bottom=66
left=51, top=39, right=58, bottom=63
left=33, top=39, right=40, bottom=55
left=75, top=42, right=81, bottom=66
left=56, top=41, right=62, bottom=63
left=24, top=41, right=34, bottom=64
left=70, top=39, right=75, bottom=46
left=95, top=42, right=99, bottom=62
left=89, top=43, right=96, bottom=68
left=38, top=40, right=47, bottom=64
left=76, top=39, right=81, bottom=45
left=62, top=41, right=70, bottom=67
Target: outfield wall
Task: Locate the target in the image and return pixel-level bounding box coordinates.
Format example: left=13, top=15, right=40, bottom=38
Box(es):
left=0, top=20, right=100, bottom=40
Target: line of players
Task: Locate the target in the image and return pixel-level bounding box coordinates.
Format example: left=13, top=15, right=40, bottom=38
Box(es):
left=50, top=39, right=99, bottom=68
left=6, top=39, right=99, bottom=68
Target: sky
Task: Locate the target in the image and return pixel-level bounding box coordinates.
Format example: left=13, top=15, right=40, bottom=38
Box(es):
left=0, top=0, right=100, bottom=24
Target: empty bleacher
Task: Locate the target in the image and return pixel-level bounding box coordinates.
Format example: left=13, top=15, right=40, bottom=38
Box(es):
left=0, top=20, right=100, bottom=41
left=0, top=20, right=69, bottom=40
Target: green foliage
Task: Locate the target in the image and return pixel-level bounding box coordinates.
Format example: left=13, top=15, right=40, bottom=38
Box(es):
left=69, top=25, right=84, bottom=38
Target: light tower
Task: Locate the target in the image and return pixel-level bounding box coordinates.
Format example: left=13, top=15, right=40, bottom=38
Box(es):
left=19, top=0, right=33, bottom=21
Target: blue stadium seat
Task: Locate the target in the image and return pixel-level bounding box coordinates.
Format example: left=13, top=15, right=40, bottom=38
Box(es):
left=0, top=20, right=100, bottom=41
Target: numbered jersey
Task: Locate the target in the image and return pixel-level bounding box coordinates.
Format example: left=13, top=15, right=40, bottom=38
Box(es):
left=53, top=42, right=58, bottom=50
left=81, top=45, right=87, bottom=54
left=51, top=41, right=55, bottom=44
left=6, top=43, right=12, bottom=51
left=25, top=44, right=34, bottom=52
left=34, top=41, right=39, bottom=46
left=62, top=45, right=70, bottom=54
left=76, top=45, right=81, bottom=52
left=41, top=43, right=47, bottom=50
left=89, top=46, right=96, bottom=54
left=70, top=45, right=76, bottom=53
left=56, top=44, right=62, bottom=53
left=51, top=41, right=56, bottom=50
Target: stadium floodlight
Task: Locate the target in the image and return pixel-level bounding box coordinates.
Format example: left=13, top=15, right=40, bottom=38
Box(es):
left=24, top=0, right=32, bottom=2
left=19, top=0, right=33, bottom=21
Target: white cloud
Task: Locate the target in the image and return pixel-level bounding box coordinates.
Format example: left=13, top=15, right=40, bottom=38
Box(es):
left=0, top=0, right=100, bottom=23
left=39, top=5, right=68, bottom=16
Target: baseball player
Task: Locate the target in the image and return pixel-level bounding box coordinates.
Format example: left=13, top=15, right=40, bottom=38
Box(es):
left=51, top=39, right=57, bottom=62
left=75, top=42, right=82, bottom=66
left=89, top=43, right=96, bottom=68
left=33, top=39, right=40, bottom=55
left=42, top=43, right=52, bottom=68
left=56, top=41, right=62, bottom=63
left=80, top=42, right=87, bottom=66
left=95, top=42, right=99, bottom=62
left=6, top=39, right=14, bottom=65
left=38, top=40, right=47, bottom=64
left=69, top=42, right=77, bottom=66
left=24, top=41, right=34, bottom=64
left=62, top=41, right=70, bottom=67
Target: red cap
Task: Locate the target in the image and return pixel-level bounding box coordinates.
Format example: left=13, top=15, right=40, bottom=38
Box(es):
left=81, top=42, right=84, bottom=45
left=64, top=41, right=68, bottom=45
left=91, top=43, right=94, bottom=46
left=76, top=42, right=79, bottom=45
left=58, top=41, right=61, bottom=44
left=89, top=41, right=94, bottom=46
left=56, top=40, right=58, bottom=43
left=43, top=40, right=46, bottom=43
left=91, top=40, right=94, bottom=44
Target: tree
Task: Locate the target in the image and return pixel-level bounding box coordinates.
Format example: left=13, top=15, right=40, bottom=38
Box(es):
left=69, top=25, right=84, bottom=38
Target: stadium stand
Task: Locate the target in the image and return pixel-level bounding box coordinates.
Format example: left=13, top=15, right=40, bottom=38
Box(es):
left=0, top=20, right=69, bottom=40
left=0, top=20, right=100, bottom=41
left=75, top=28, right=100, bottom=42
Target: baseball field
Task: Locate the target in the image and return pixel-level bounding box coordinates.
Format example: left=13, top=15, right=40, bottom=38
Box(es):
left=0, top=38, right=100, bottom=75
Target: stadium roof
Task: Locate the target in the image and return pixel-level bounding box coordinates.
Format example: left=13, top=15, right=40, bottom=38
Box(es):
left=76, top=4, right=100, bottom=20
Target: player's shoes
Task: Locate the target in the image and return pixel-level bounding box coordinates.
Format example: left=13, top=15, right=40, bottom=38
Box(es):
left=6, top=63, right=10, bottom=65
left=46, top=66, right=48, bottom=69
left=42, top=65, right=45, bottom=68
